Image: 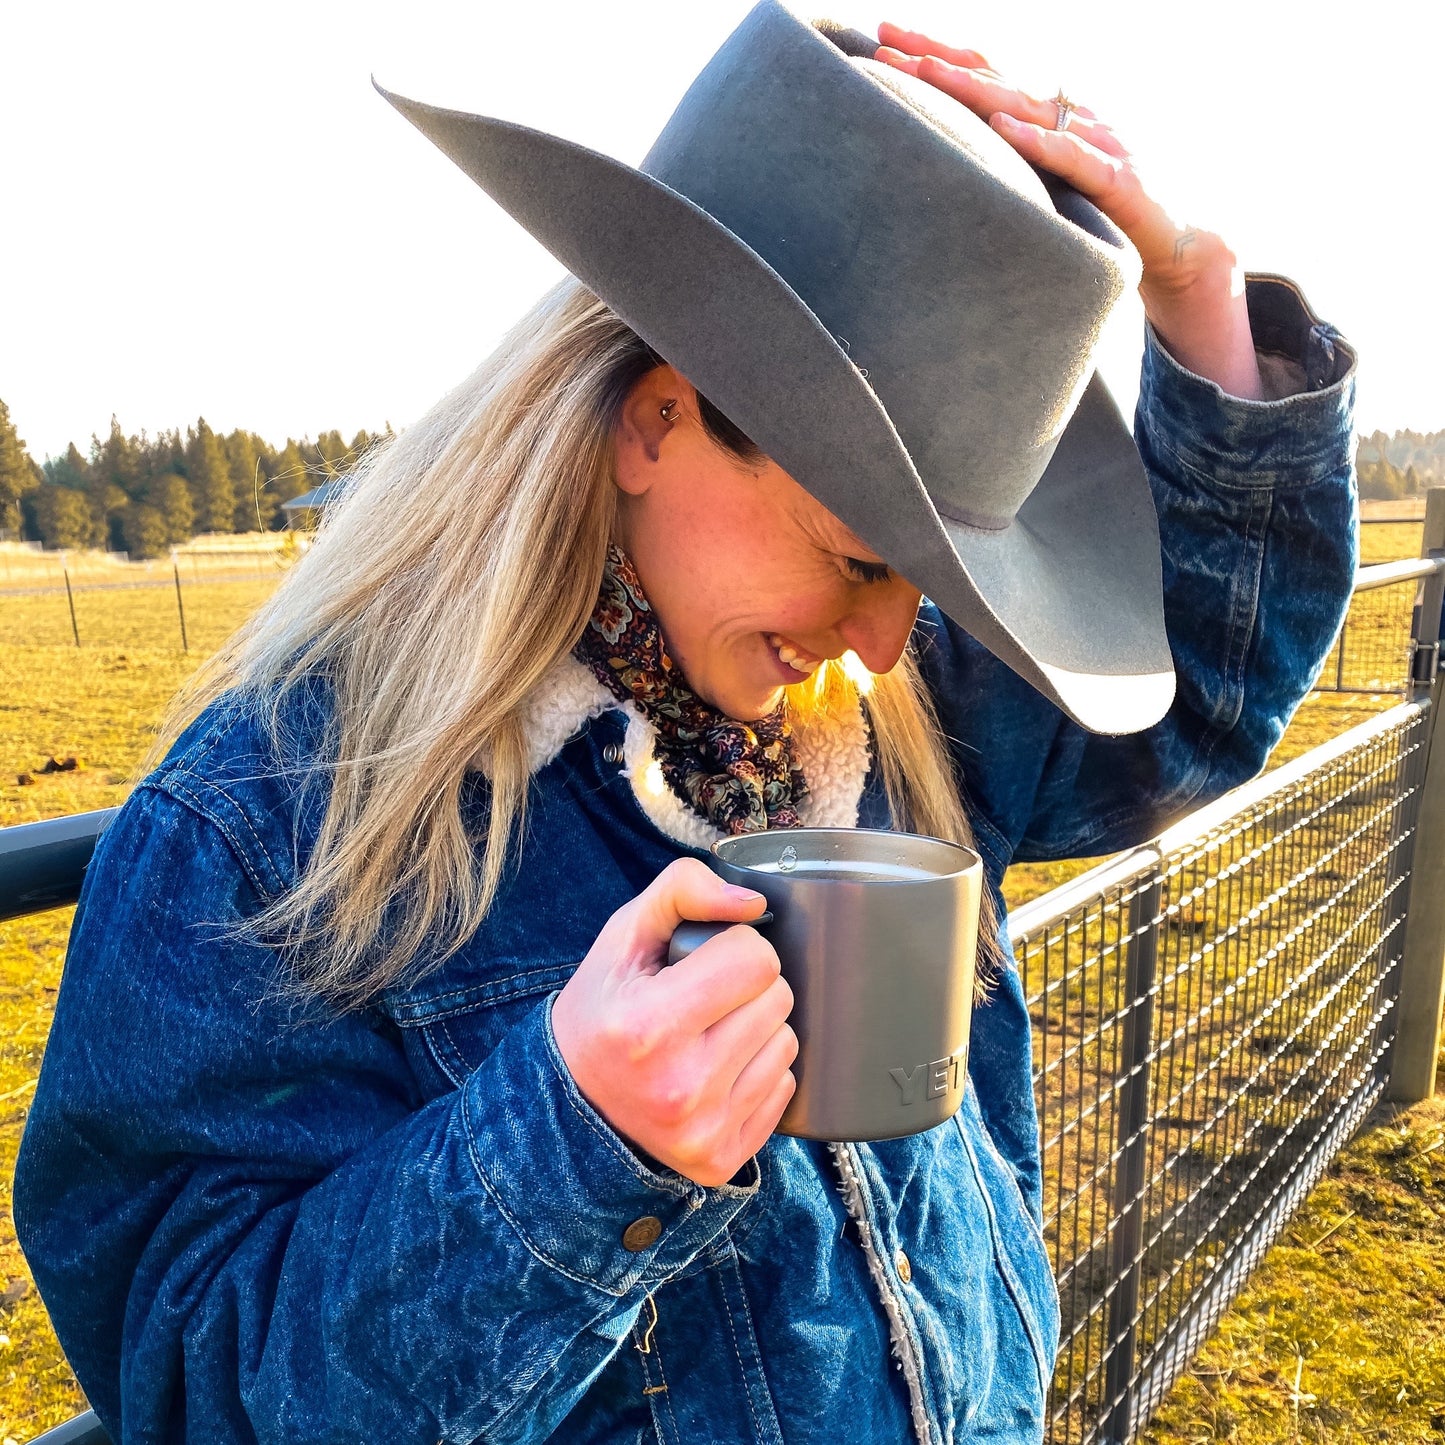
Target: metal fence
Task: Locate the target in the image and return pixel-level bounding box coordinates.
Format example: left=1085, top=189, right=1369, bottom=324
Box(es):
left=1013, top=492, right=1445, bottom=1444
left=1014, top=701, right=1432, bottom=1443
left=1314, top=557, right=1438, bottom=696
left=4, top=498, right=1444, bottom=1445
left=1314, top=513, right=1432, bottom=696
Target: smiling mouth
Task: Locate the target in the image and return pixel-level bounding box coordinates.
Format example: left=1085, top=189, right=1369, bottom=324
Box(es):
left=766, top=632, right=823, bottom=676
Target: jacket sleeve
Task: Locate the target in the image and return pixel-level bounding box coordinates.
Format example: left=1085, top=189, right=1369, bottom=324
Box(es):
left=916, top=271, right=1360, bottom=866
left=14, top=786, right=756, bottom=1444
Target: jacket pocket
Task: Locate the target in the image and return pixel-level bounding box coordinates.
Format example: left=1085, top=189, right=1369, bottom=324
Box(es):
left=385, top=959, right=581, bottom=1088
left=954, top=1083, right=1061, bottom=1397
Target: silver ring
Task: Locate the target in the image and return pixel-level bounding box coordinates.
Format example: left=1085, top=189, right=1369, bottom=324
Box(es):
left=1052, top=89, right=1076, bottom=132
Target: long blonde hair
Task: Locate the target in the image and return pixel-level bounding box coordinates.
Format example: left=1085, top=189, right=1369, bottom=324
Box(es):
left=147, top=278, right=1000, bottom=1010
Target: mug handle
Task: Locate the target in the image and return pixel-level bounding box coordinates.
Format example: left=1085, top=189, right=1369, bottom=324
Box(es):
left=667, top=912, right=774, bottom=966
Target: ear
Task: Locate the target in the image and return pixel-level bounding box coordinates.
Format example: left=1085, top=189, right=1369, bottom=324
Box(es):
left=613, top=365, right=687, bottom=496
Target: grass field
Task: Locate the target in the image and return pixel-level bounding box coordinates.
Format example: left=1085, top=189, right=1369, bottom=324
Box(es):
left=0, top=521, right=1438, bottom=1441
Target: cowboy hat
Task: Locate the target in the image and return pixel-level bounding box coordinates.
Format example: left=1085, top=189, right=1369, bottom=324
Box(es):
left=377, top=1, right=1177, bottom=734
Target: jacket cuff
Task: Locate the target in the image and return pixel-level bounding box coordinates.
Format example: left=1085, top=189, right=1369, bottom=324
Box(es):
left=461, top=993, right=759, bottom=1295
left=1138, top=271, right=1358, bottom=487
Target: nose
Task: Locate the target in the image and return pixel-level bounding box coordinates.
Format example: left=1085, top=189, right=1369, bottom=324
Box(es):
left=837, top=584, right=923, bottom=676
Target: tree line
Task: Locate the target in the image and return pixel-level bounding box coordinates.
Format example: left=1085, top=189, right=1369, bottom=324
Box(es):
left=0, top=399, right=389, bottom=560
left=6, top=400, right=1441, bottom=551
left=1356, top=427, right=1444, bottom=501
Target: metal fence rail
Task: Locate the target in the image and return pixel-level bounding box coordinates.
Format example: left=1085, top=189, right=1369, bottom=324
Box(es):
left=1315, top=556, right=1440, bottom=696
left=1011, top=701, right=1433, bottom=1444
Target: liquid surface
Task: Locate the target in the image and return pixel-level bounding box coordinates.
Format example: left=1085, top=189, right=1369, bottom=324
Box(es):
left=742, top=857, right=942, bottom=882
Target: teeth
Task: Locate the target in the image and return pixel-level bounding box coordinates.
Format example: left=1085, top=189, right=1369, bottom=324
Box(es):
left=767, top=632, right=819, bottom=675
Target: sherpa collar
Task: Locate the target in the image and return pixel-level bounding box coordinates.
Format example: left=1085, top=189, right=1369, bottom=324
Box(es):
left=514, top=652, right=872, bottom=850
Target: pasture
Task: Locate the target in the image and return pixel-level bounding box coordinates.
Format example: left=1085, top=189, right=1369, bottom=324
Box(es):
left=0, top=519, right=1437, bottom=1441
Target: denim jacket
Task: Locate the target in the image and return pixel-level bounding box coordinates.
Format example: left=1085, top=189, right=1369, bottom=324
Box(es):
left=16, top=273, right=1358, bottom=1445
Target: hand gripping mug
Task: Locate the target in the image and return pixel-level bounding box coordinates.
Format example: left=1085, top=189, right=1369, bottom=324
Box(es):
left=668, top=828, right=983, bottom=1141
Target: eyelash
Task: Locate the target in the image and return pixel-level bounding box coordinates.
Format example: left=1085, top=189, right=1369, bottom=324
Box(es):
left=843, top=557, right=892, bottom=585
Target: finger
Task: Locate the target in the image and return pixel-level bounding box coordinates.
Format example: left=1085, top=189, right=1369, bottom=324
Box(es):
left=735, top=1063, right=798, bottom=1159
left=608, top=856, right=768, bottom=972
left=703, top=971, right=795, bottom=1078
left=875, top=46, right=1001, bottom=85
left=650, top=923, right=783, bottom=1035
left=728, top=1017, right=799, bottom=1118
left=877, top=20, right=991, bottom=73
left=907, top=54, right=1112, bottom=137
left=989, top=112, right=1133, bottom=206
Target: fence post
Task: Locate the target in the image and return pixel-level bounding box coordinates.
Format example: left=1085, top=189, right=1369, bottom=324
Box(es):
left=1101, top=873, right=1162, bottom=1445
left=1387, top=487, right=1445, bottom=1102
left=172, top=553, right=189, bottom=653
left=62, top=563, right=80, bottom=647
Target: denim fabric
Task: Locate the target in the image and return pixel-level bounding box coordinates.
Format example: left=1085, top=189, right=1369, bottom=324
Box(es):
left=15, top=273, right=1357, bottom=1445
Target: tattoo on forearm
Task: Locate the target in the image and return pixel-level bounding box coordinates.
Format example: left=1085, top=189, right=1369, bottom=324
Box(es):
left=1172, top=230, right=1198, bottom=267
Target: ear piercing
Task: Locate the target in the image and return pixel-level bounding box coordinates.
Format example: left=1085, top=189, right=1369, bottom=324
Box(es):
left=660, top=400, right=680, bottom=421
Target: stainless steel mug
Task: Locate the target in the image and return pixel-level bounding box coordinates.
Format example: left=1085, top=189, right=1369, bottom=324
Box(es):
left=668, top=828, right=982, bottom=1141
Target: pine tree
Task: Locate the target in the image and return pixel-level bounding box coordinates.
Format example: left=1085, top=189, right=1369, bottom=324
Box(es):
left=34, top=485, right=93, bottom=550
left=273, top=440, right=312, bottom=503
left=143, top=429, right=186, bottom=503
left=155, top=473, right=194, bottom=543
left=186, top=418, right=235, bottom=535
left=0, top=399, right=41, bottom=538
left=45, top=442, right=91, bottom=493
left=90, top=419, right=142, bottom=549
left=225, top=430, right=264, bottom=533
left=314, top=429, right=353, bottom=478
left=121, top=502, right=169, bottom=560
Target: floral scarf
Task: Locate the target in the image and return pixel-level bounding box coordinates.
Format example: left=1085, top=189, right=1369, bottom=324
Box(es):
left=573, top=545, right=809, bottom=835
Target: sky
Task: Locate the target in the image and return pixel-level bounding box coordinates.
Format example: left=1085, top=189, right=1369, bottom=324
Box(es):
left=3, top=0, right=1438, bottom=466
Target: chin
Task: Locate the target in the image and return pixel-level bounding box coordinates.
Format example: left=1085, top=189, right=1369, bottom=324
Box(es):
left=699, top=678, right=786, bottom=723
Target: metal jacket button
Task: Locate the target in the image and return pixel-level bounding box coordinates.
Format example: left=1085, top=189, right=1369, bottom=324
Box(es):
left=894, top=1248, right=912, bottom=1284
left=622, top=1216, right=663, bottom=1252
left=602, top=743, right=625, bottom=765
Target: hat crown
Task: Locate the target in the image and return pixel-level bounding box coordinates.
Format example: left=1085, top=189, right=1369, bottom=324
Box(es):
left=642, top=2, right=1140, bottom=528
left=374, top=0, right=1174, bottom=732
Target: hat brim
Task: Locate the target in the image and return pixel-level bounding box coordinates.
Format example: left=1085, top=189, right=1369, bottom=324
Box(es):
left=378, top=83, right=1175, bottom=735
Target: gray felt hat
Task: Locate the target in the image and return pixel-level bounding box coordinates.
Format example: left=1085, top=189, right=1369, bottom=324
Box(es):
left=378, top=1, right=1178, bottom=734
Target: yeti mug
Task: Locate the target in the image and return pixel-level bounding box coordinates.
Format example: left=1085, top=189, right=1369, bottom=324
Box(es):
left=667, top=828, right=982, bottom=1141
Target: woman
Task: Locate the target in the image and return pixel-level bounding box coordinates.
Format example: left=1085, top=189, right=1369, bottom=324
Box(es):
left=16, top=8, right=1357, bottom=1444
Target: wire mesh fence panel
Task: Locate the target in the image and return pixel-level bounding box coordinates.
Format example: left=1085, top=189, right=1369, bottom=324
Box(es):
left=1314, top=578, right=1420, bottom=694
left=1015, top=702, right=1433, bottom=1444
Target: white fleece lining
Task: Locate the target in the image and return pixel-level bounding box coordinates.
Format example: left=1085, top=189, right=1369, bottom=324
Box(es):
left=830, top=1142, right=934, bottom=1445
left=514, top=654, right=620, bottom=775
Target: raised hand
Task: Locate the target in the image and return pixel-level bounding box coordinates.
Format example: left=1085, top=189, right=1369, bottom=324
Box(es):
left=876, top=21, right=1264, bottom=400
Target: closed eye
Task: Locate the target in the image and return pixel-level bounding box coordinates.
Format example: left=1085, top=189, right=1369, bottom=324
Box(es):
left=843, top=556, right=892, bottom=584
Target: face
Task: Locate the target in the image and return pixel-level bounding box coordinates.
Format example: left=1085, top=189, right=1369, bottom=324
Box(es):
left=611, top=366, right=924, bottom=721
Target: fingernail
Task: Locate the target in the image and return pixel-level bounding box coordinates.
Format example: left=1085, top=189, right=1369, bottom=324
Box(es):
left=724, top=884, right=766, bottom=901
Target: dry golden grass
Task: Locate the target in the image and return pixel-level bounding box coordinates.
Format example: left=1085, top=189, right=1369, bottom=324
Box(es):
left=1141, top=1087, right=1445, bottom=1444
left=0, top=521, right=1438, bottom=1441
left=0, top=577, right=282, bottom=1439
